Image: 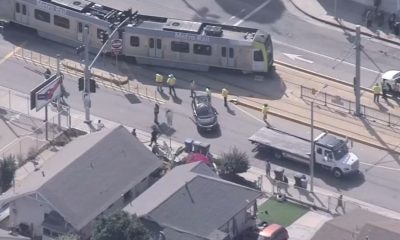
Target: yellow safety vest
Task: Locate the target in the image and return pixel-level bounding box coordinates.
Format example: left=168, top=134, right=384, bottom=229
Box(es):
left=221, top=88, right=229, bottom=97
left=155, top=74, right=163, bottom=83
left=261, top=105, right=269, bottom=114
left=372, top=85, right=381, bottom=94
left=167, top=76, right=176, bottom=86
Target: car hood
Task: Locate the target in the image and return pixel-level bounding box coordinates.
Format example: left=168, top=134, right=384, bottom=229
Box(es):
left=341, top=153, right=359, bottom=167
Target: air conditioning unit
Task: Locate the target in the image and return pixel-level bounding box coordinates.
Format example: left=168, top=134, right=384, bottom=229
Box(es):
left=204, top=25, right=222, bottom=37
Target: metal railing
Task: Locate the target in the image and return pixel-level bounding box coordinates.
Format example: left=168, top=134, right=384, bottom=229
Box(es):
left=300, top=85, right=400, bottom=128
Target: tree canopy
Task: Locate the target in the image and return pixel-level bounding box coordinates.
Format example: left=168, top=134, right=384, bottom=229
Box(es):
left=0, top=155, right=17, bottom=193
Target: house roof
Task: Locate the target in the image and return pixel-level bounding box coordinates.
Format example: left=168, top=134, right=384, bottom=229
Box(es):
left=311, top=209, right=400, bottom=240
left=125, top=162, right=261, bottom=240
left=0, top=125, right=162, bottom=230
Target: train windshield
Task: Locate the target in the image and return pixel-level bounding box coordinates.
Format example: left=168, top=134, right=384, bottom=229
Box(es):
left=265, top=35, right=273, bottom=66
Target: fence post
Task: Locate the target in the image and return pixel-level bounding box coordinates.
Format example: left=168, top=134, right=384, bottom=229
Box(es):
left=146, top=87, right=148, bottom=97
left=324, top=92, right=327, bottom=106
left=137, top=83, right=139, bottom=95
left=300, top=85, right=303, bottom=98
left=39, top=53, right=42, bottom=64
left=388, top=113, right=391, bottom=127
left=349, top=101, right=351, bottom=113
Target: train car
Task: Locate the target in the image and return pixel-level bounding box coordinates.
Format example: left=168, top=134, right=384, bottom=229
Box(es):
left=0, top=0, right=274, bottom=73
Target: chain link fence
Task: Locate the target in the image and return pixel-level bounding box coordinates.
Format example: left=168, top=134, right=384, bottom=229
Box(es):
left=300, top=85, right=400, bottom=128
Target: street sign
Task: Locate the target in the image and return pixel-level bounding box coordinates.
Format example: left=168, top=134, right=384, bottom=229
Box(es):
left=111, top=39, right=123, bottom=50
left=30, top=74, right=63, bottom=111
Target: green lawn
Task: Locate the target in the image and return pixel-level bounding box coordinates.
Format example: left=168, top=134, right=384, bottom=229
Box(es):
left=257, top=198, right=309, bottom=227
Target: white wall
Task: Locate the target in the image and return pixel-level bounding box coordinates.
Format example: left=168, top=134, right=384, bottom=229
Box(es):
left=10, top=196, right=53, bottom=238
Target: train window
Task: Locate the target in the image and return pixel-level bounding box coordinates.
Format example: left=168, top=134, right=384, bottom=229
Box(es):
left=253, top=49, right=264, bottom=61
left=54, top=15, right=70, bottom=29
left=130, top=36, right=140, bottom=47
left=221, top=47, right=226, bottom=57
left=156, top=39, right=162, bottom=49
left=229, top=48, right=234, bottom=58
left=22, top=5, right=26, bottom=15
left=78, top=23, right=83, bottom=33
left=194, top=44, right=212, bottom=56
left=171, top=41, right=189, bottom=53
left=34, top=9, right=50, bottom=23
left=16, top=3, right=20, bottom=13
left=149, top=38, right=154, bottom=48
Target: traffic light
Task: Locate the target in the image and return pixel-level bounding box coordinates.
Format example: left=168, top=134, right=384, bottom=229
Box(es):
left=78, top=77, right=84, bottom=91
left=100, top=31, right=109, bottom=45
left=90, top=79, right=96, bottom=93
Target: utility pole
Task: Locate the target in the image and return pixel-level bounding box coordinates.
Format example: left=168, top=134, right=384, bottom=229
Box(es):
left=56, top=54, right=61, bottom=127
left=83, top=26, right=91, bottom=124
left=354, top=25, right=361, bottom=116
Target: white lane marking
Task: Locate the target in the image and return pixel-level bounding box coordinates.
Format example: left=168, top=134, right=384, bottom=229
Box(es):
left=233, top=0, right=273, bottom=26
left=274, top=39, right=381, bottom=74
left=283, top=53, right=314, bottom=64
left=235, top=104, right=400, bottom=172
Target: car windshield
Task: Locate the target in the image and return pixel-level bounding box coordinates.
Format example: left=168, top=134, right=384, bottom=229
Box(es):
left=333, top=143, right=349, bottom=160
left=197, top=105, right=213, bottom=117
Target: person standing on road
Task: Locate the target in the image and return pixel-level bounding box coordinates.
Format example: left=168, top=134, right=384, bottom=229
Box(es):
left=154, top=103, right=160, bottom=125
left=382, top=79, right=390, bottom=99
left=167, top=74, right=177, bottom=97
left=190, top=80, right=196, bottom=98
left=221, top=88, right=229, bottom=107
left=265, top=161, right=271, bottom=177
left=149, top=128, right=159, bottom=147
left=206, top=87, right=212, bottom=102
left=261, top=104, right=269, bottom=123
left=155, top=73, right=164, bottom=92
left=372, top=83, right=381, bottom=102
left=335, top=194, right=345, bottom=214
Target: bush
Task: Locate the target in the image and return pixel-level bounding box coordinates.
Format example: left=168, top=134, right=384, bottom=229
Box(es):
left=221, top=147, right=249, bottom=175
left=0, top=155, right=17, bottom=193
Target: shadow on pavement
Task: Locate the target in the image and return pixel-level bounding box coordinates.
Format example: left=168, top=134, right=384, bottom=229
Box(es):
left=124, top=93, right=141, bottom=104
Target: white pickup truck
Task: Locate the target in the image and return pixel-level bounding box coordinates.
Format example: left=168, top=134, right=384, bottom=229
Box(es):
left=249, top=127, right=360, bottom=178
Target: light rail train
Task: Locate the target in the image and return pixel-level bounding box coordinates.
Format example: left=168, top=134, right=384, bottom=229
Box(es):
left=0, top=0, right=274, bottom=73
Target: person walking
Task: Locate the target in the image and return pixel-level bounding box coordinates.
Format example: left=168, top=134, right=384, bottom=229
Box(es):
left=206, top=87, right=212, bottom=102
left=265, top=161, right=271, bottom=177
left=372, top=83, right=381, bottom=102
left=131, top=128, right=137, bottom=137
left=148, top=128, right=158, bottom=147
left=190, top=80, right=196, bottom=98
left=335, top=194, right=345, bottom=214
left=154, top=103, right=160, bottom=124
left=167, top=74, right=177, bottom=97
left=155, top=73, right=164, bottom=92
left=261, top=103, right=269, bottom=123
left=44, top=68, right=51, bottom=79
left=382, top=79, right=390, bottom=99
left=221, top=88, right=229, bottom=107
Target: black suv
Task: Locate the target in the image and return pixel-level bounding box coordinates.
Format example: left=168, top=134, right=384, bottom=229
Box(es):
left=191, top=94, right=219, bottom=132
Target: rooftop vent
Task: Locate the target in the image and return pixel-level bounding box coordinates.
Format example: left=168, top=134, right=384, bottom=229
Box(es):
left=204, top=25, right=222, bottom=37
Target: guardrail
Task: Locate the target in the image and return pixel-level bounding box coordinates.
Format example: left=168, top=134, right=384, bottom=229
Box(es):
left=300, top=85, right=400, bottom=128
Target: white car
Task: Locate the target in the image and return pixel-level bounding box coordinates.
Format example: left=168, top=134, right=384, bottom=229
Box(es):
left=382, top=70, right=400, bottom=95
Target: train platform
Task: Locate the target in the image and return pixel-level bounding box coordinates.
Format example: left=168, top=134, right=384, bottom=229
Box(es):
left=289, top=0, right=400, bottom=45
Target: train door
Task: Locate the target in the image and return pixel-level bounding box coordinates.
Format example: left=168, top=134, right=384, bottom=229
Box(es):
left=148, top=38, right=162, bottom=58
left=77, top=22, right=83, bottom=42
left=252, top=49, right=264, bottom=72
left=15, top=2, right=28, bottom=25
left=221, top=47, right=235, bottom=67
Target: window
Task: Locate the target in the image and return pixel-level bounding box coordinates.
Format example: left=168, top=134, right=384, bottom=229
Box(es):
left=149, top=38, right=154, bottom=48
left=221, top=47, right=226, bottom=57
left=34, top=9, right=50, bottom=23
left=317, top=148, right=322, bottom=154
left=54, top=15, right=69, bottom=29
left=193, top=44, right=212, bottom=56
left=229, top=48, right=234, bottom=58
left=171, top=41, right=189, bottom=53
left=253, top=49, right=264, bottom=61
left=156, top=39, right=162, bottom=49
left=22, top=5, right=26, bottom=15
left=130, top=36, right=139, bottom=47
left=16, top=3, right=20, bottom=13
left=78, top=22, right=83, bottom=33
left=43, top=228, right=50, bottom=236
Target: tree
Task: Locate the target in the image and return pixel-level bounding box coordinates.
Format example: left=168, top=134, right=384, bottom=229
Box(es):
left=221, top=147, right=249, bottom=175
left=0, top=155, right=17, bottom=193
left=93, top=211, right=151, bottom=240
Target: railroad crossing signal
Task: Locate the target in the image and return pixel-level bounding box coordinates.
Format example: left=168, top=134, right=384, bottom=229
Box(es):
left=100, top=31, right=109, bottom=44
left=111, top=39, right=123, bottom=55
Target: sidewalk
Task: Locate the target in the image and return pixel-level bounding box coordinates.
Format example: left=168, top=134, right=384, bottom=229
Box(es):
left=289, top=0, right=400, bottom=45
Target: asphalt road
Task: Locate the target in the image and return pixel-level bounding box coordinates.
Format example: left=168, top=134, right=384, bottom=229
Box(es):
left=1, top=0, right=400, bottom=212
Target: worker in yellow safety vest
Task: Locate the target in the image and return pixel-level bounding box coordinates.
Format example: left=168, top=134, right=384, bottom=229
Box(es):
left=206, top=87, right=212, bottom=102
left=167, top=74, right=177, bottom=97
left=155, top=73, right=164, bottom=92
left=261, top=104, right=269, bottom=123
left=221, top=88, right=229, bottom=107
left=372, top=83, right=381, bottom=103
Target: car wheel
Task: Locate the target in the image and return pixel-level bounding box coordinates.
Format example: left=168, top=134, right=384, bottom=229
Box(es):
left=333, top=168, right=343, bottom=178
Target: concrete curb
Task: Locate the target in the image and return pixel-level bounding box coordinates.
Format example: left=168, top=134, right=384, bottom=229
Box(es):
left=288, top=0, right=400, bottom=47
left=62, top=62, right=128, bottom=86
left=230, top=98, right=400, bottom=154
